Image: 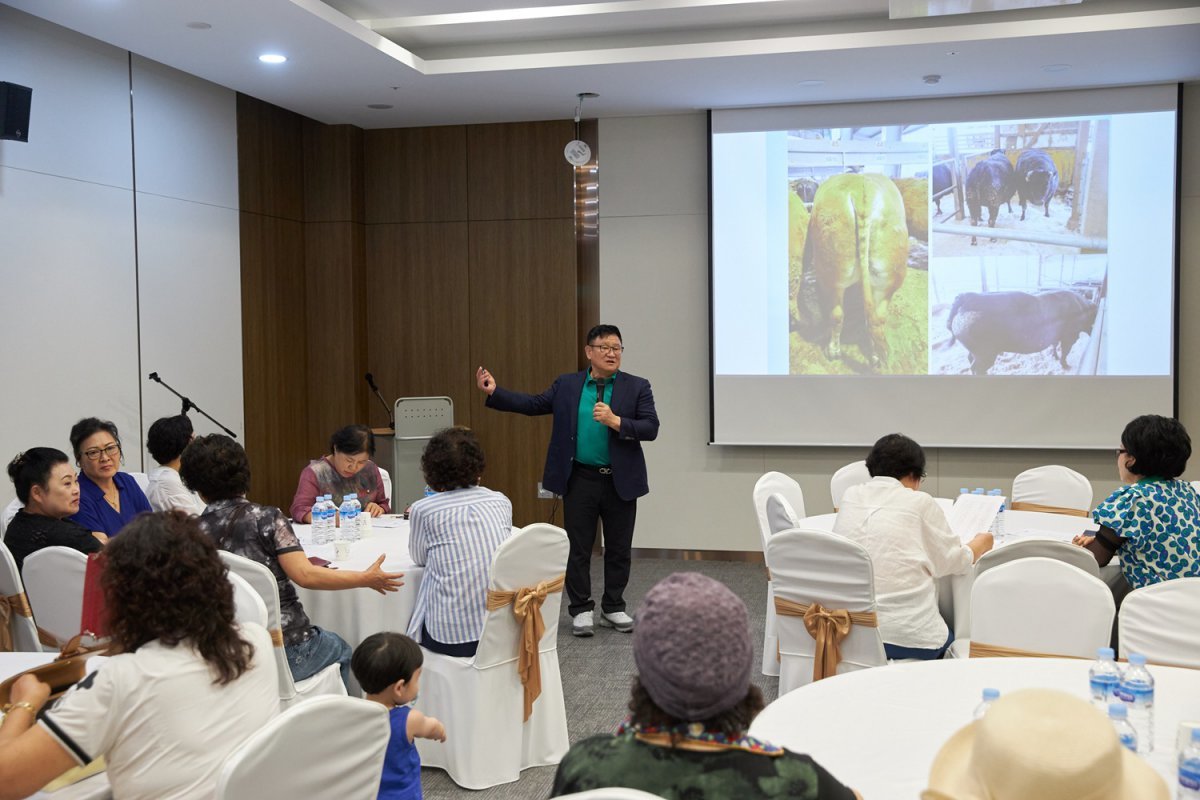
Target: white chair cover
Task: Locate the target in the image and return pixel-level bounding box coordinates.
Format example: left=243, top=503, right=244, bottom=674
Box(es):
left=23, top=546, right=88, bottom=646
left=767, top=528, right=888, bottom=695
left=415, top=523, right=570, bottom=790
left=216, top=695, right=388, bottom=800
left=228, top=571, right=268, bottom=629
left=0, top=498, right=22, bottom=537
left=970, top=557, right=1113, bottom=658
left=1118, top=577, right=1200, bottom=668
left=975, top=539, right=1100, bottom=579
left=378, top=466, right=393, bottom=506
left=217, top=551, right=346, bottom=707
left=555, top=790, right=669, bottom=799
left=765, top=493, right=799, bottom=537
left=752, top=472, right=806, bottom=678
left=0, top=541, right=41, bottom=651
left=1011, top=465, right=1093, bottom=513
left=830, top=460, right=871, bottom=510
left=127, top=471, right=150, bottom=493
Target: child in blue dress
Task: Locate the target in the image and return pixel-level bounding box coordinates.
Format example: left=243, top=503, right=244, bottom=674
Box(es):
left=352, top=632, right=447, bottom=800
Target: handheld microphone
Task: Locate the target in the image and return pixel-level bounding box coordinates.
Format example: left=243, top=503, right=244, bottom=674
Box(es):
left=595, top=377, right=606, bottom=404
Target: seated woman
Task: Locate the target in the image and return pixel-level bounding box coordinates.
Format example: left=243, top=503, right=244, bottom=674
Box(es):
left=552, top=572, right=859, bottom=800
left=181, top=434, right=404, bottom=687
left=289, top=424, right=391, bottom=523
left=833, top=434, right=993, bottom=660
left=0, top=511, right=279, bottom=800
left=1073, top=414, right=1200, bottom=589
left=145, top=415, right=206, bottom=515
left=4, top=448, right=104, bottom=571
left=66, top=417, right=152, bottom=537
left=405, top=427, right=512, bottom=657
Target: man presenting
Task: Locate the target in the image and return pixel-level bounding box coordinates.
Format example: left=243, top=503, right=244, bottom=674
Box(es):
left=476, top=324, right=659, bottom=637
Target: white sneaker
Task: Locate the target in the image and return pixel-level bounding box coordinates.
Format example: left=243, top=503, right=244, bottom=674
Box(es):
left=599, top=611, right=634, bottom=632
left=572, top=611, right=594, bottom=637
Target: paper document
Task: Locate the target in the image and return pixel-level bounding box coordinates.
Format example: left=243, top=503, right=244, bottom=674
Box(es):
left=372, top=515, right=406, bottom=529
left=946, top=493, right=1004, bottom=540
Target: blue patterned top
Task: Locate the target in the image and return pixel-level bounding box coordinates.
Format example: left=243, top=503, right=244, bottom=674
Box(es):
left=1092, top=478, right=1200, bottom=590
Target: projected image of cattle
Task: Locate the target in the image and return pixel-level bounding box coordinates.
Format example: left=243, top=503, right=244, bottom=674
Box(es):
left=929, top=118, right=1109, bottom=257
left=929, top=256, right=1107, bottom=376
left=786, top=126, right=930, bottom=375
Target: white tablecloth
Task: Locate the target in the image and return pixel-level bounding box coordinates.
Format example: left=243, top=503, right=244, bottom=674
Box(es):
left=749, top=657, right=1198, bottom=799
left=292, top=518, right=424, bottom=650
left=803, top=509, right=1113, bottom=637
left=1, top=653, right=112, bottom=800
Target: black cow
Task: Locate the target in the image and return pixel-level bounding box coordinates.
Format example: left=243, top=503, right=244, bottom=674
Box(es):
left=1015, top=149, right=1060, bottom=221
left=965, top=149, right=1015, bottom=245
left=932, top=162, right=952, bottom=214
left=946, top=289, right=1098, bottom=375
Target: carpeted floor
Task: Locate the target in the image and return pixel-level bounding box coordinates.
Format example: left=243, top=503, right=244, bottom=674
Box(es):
left=422, top=556, right=778, bottom=799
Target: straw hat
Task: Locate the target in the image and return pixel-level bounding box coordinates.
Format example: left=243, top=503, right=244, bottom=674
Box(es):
left=923, top=688, right=1167, bottom=800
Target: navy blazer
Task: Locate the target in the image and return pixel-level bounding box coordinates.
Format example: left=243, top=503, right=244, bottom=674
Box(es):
left=486, top=370, right=659, bottom=501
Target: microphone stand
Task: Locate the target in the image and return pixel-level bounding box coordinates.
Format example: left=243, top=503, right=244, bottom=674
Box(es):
left=147, top=373, right=238, bottom=438
left=365, top=373, right=395, bottom=429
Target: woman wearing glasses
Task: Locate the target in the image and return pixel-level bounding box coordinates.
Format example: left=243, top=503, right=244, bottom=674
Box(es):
left=67, top=417, right=152, bottom=538
left=289, top=424, right=391, bottom=523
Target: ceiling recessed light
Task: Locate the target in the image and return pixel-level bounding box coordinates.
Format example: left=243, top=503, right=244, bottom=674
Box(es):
left=258, top=54, right=287, bottom=65
left=185, top=21, right=211, bottom=30
left=1041, top=63, right=1072, bottom=73
left=797, top=79, right=825, bottom=88
left=923, top=74, right=942, bottom=85
left=367, top=104, right=393, bottom=110
left=945, top=50, right=958, bottom=56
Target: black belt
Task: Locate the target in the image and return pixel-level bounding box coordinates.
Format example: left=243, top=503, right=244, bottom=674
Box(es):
left=574, top=461, right=613, bottom=475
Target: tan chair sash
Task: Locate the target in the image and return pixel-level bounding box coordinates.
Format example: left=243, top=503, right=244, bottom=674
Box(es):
left=775, top=597, right=877, bottom=682
left=0, top=592, right=34, bottom=652
left=486, top=574, right=565, bottom=721
left=968, top=641, right=1085, bottom=660
left=1008, top=501, right=1089, bottom=517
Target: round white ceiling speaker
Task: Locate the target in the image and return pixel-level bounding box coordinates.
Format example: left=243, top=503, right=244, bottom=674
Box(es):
left=564, top=139, right=592, bottom=166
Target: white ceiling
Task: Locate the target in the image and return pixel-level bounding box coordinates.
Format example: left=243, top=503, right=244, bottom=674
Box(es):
left=5, top=0, right=1199, bottom=128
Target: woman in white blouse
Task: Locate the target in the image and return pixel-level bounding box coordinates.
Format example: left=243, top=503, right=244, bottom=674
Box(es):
left=145, top=415, right=206, bottom=515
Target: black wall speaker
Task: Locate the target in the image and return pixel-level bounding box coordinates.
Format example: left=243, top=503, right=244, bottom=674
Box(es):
left=0, top=82, right=33, bottom=142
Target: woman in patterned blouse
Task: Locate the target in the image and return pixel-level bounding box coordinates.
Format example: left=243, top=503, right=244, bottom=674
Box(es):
left=1073, top=414, right=1200, bottom=589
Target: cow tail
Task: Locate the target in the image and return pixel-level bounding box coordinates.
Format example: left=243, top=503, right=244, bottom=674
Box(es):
left=946, top=296, right=961, bottom=345
left=855, top=196, right=876, bottom=322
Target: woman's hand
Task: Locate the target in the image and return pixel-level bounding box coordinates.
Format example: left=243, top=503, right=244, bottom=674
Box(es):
left=91, top=531, right=109, bottom=546
left=365, top=502, right=385, bottom=518
left=359, top=555, right=404, bottom=594
left=1072, top=533, right=1095, bottom=547
left=9, top=675, right=51, bottom=714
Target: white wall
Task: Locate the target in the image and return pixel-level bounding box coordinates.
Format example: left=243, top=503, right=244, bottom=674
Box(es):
left=0, top=6, right=242, bottom=506
left=599, top=92, right=1199, bottom=552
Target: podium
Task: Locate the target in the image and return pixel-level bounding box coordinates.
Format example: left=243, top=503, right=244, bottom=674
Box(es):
left=391, top=396, right=454, bottom=510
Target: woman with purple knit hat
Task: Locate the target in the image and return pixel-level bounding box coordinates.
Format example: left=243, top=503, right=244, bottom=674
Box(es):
left=551, top=572, right=860, bottom=800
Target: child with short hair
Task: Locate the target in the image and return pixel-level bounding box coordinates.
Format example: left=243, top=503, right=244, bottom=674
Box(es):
left=352, top=632, right=447, bottom=800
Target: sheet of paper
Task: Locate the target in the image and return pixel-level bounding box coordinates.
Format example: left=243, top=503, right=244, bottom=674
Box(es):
left=371, top=515, right=406, bottom=529
left=946, top=493, right=1004, bottom=539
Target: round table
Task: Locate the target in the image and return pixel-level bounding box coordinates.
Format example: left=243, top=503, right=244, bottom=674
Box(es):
left=749, top=657, right=1197, bottom=799
left=292, top=518, right=424, bottom=650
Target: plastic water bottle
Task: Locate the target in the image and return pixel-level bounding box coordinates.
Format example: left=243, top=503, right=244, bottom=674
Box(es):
left=349, top=493, right=363, bottom=539
left=342, top=494, right=360, bottom=543
left=423, top=485, right=436, bottom=499
left=1089, top=647, right=1122, bottom=711
left=1116, top=653, right=1154, bottom=753
left=973, top=688, right=1000, bottom=719
left=1179, top=728, right=1200, bottom=799
left=309, top=496, right=325, bottom=544
left=1108, top=703, right=1138, bottom=753
left=972, top=487, right=985, bottom=495
left=986, top=489, right=1007, bottom=539
left=320, top=495, right=336, bottom=544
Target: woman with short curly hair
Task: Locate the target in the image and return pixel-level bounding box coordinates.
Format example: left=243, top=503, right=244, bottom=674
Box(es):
left=180, top=434, right=404, bottom=687
left=0, top=512, right=279, bottom=800
left=406, top=427, right=513, bottom=658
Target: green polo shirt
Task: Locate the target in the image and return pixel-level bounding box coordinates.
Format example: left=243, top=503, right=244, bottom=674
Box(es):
left=576, top=372, right=615, bottom=466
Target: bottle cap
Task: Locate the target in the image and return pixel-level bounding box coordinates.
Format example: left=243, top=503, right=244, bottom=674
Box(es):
left=1098, top=646, right=1115, bottom=659
left=1192, top=728, right=1200, bottom=743
left=1128, top=653, right=1147, bottom=666
left=1108, top=703, right=1127, bottom=718
left=982, top=688, right=1000, bottom=701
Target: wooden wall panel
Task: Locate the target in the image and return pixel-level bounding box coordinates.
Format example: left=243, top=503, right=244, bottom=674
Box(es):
left=469, top=218, right=578, bottom=525
left=303, top=121, right=364, bottom=223
left=240, top=213, right=310, bottom=509
left=237, top=94, right=304, bottom=221
left=467, top=121, right=576, bottom=222
left=364, top=126, right=468, bottom=224
left=304, top=221, right=367, bottom=448
left=365, top=222, right=472, bottom=431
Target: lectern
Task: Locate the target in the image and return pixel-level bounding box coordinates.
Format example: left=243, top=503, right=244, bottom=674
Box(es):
left=392, top=396, right=454, bottom=510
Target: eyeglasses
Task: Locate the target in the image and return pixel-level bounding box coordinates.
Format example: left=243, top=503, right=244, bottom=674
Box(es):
left=588, top=344, right=624, bottom=355
left=1116, top=448, right=1128, bottom=456
left=82, top=444, right=121, bottom=461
